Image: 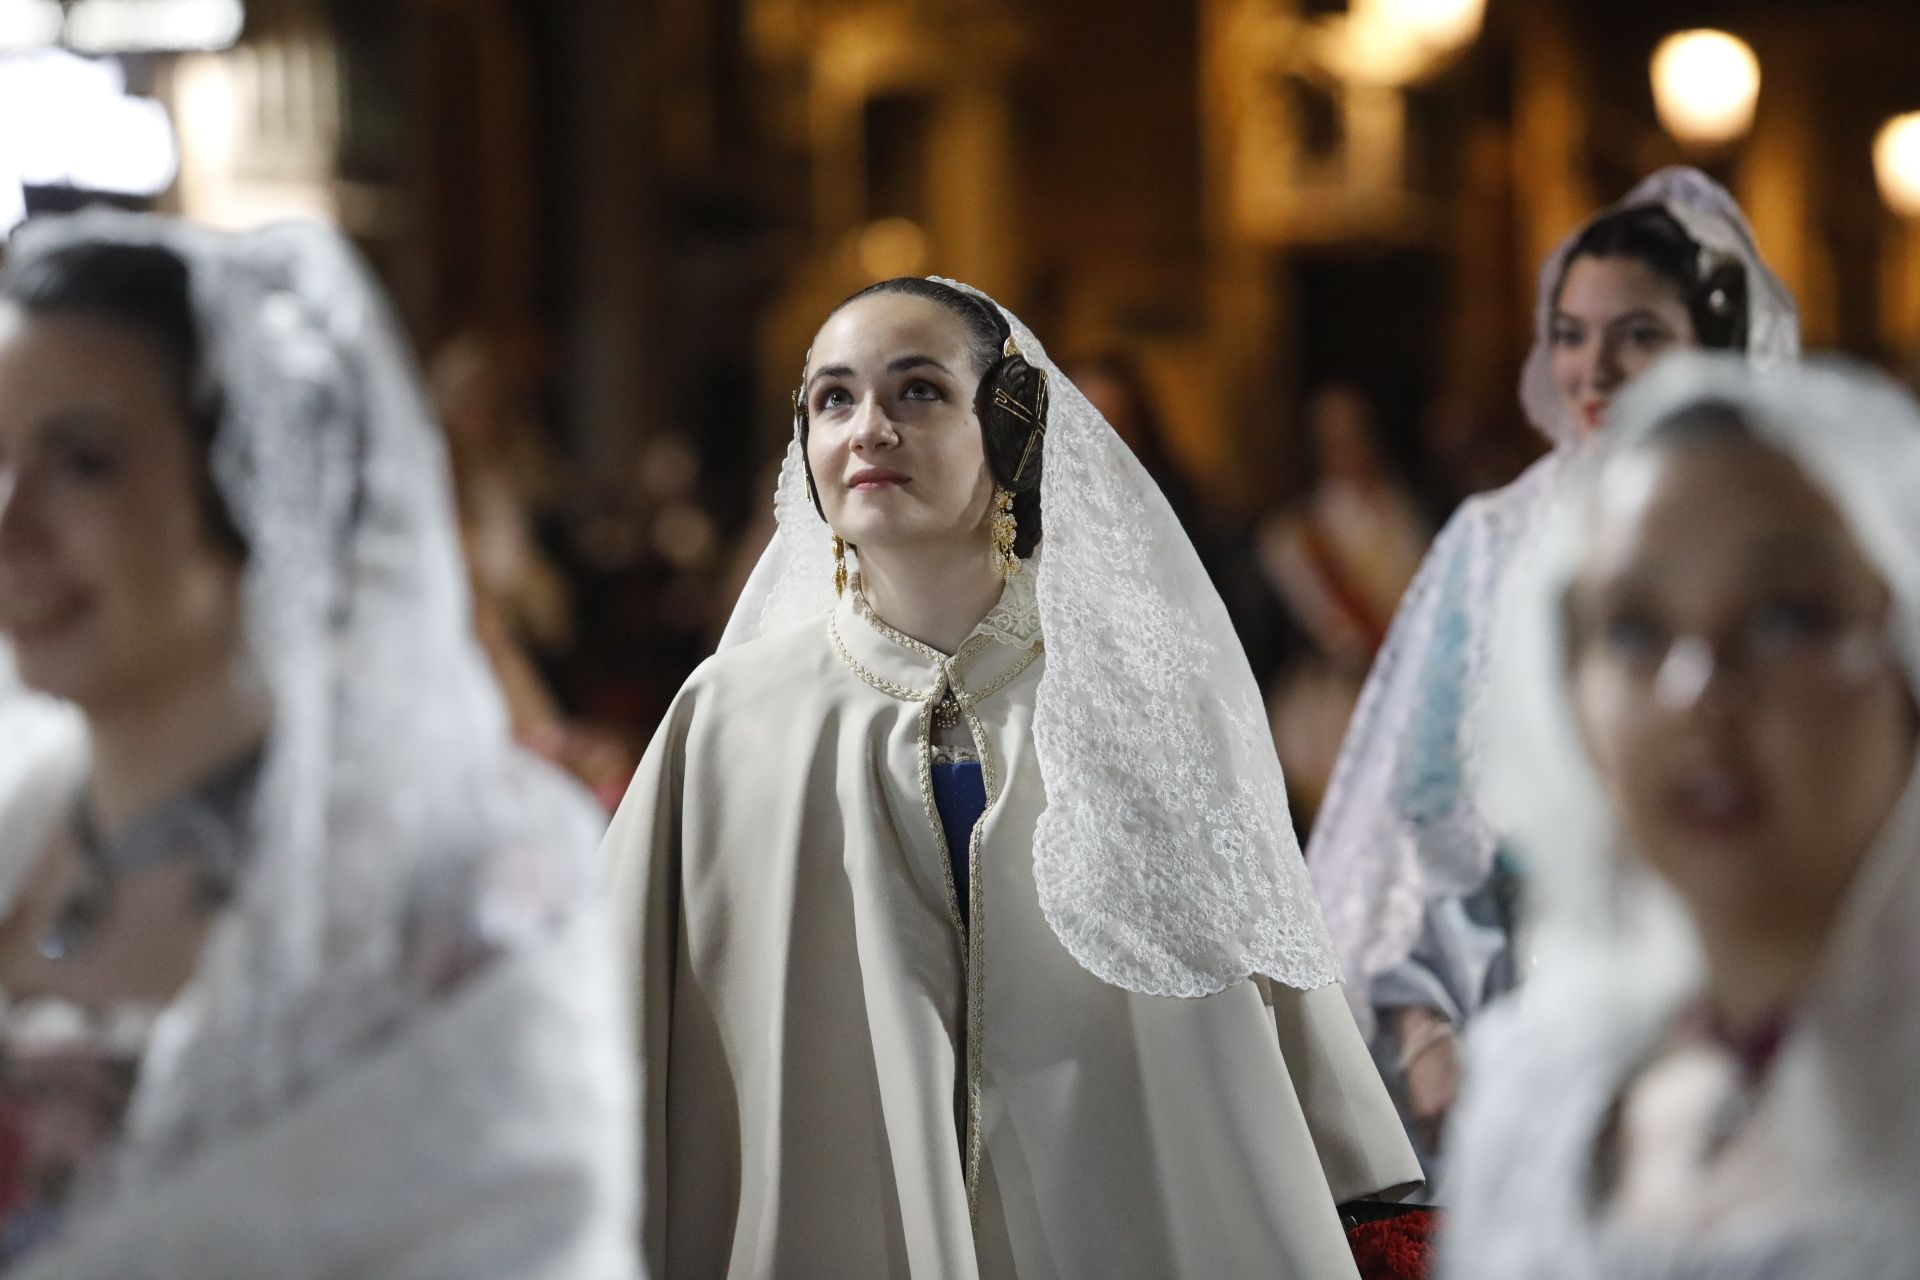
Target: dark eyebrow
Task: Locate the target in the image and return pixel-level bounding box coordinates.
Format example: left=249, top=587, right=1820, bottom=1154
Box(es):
left=1746, top=534, right=1846, bottom=575
left=1550, top=309, right=1676, bottom=331
left=36, top=408, right=121, bottom=445
left=1602, top=310, right=1675, bottom=330
left=887, top=354, right=950, bottom=376
left=806, top=354, right=953, bottom=392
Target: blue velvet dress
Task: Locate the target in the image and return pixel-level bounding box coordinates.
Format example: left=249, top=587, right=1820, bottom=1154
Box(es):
left=930, top=759, right=987, bottom=924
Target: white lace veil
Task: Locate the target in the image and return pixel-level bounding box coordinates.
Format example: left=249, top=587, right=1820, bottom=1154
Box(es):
left=0, top=211, right=607, bottom=1187
left=1306, top=168, right=1800, bottom=1034
left=722, top=279, right=1339, bottom=996
left=1520, top=165, right=1800, bottom=445
left=1474, top=352, right=1920, bottom=1204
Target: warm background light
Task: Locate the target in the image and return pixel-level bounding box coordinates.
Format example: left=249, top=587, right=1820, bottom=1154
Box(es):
left=1875, top=113, right=1920, bottom=218
left=1362, top=0, right=1487, bottom=55
left=1650, top=29, right=1761, bottom=148
left=855, top=217, right=930, bottom=279
left=1333, top=0, right=1486, bottom=85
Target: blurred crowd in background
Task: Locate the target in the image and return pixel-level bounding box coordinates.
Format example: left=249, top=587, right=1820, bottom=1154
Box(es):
left=11, top=0, right=1920, bottom=823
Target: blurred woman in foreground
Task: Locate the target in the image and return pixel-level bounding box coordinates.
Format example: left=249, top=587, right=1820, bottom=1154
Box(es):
left=1444, top=354, right=1920, bottom=1277
left=0, top=213, right=632, bottom=1275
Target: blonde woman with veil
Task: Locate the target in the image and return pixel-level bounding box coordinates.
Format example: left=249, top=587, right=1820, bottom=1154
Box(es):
left=603, top=277, right=1420, bottom=1277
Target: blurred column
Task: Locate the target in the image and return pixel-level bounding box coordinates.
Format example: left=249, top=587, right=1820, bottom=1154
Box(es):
left=1508, top=0, right=1591, bottom=305
left=410, top=0, right=540, bottom=359
left=1735, top=43, right=1836, bottom=349
left=547, top=0, right=653, bottom=480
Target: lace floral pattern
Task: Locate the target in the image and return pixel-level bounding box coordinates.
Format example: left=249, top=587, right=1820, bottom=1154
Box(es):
left=976, top=559, right=1041, bottom=648
left=719, top=281, right=1339, bottom=995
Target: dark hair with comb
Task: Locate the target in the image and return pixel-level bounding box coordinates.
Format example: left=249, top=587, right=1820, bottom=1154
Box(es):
left=1555, top=203, right=1749, bottom=352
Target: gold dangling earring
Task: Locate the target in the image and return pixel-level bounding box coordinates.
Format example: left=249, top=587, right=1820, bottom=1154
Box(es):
left=832, top=534, right=849, bottom=597
left=990, top=488, right=1019, bottom=579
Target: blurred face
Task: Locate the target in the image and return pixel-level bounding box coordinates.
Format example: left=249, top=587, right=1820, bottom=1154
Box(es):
left=1311, top=386, right=1383, bottom=483
left=1568, top=433, right=1914, bottom=944
left=1550, top=255, right=1696, bottom=434
left=804, top=292, right=993, bottom=557
left=0, top=306, right=246, bottom=710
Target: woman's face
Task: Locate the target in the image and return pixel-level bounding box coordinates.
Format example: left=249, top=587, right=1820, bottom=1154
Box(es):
left=1568, top=433, right=1915, bottom=944
left=1550, top=255, right=1697, bottom=434
left=0, top=307, right=246, bottom=710
left=803, top=292, right=993, bottom=558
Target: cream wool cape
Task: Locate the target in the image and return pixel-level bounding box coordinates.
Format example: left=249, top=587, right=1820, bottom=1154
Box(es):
left=607, top=562, right=1420, bottom=1278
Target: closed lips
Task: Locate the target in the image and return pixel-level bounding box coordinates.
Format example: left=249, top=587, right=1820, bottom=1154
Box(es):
left=848, top=468, right=909, bottom=490
left=1666, top=765, right=1764, bottom=832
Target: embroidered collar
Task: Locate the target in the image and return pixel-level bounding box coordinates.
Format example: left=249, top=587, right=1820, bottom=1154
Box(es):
left=830, top=568, right=1042, bottom=711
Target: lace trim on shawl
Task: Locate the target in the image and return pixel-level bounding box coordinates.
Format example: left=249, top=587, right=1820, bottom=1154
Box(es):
left=976, top=560, right=1040, bottom=647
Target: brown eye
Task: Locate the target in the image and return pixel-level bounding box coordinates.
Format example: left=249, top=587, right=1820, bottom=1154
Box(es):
left=1597, top=608, right=1668, bottom=670
left=55, top=441, right=119, bottom=482
left=1745, top=598, right=1840, bottom=659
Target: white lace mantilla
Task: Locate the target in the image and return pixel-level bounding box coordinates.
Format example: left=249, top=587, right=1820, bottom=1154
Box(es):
left=719, top=281, right=1339, bottom=996
left=975, top=557, right=1041, bottom=649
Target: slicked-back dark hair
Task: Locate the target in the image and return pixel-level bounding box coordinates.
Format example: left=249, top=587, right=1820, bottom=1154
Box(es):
left=1, top=238, right=243, bottom=552
left=799, top=277, right=1046, bottom=557
left=1555, top=204, right=1749, bottom=352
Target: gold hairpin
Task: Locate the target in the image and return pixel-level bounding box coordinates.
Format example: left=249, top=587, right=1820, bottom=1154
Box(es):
left=993, top=387, right=1034, bottom=423
left=1007, top=368, right=1049, bottom=484
left=792, top=347, right=811, bottom=420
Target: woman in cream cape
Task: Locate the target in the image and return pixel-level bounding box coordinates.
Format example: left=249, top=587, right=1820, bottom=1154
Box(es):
left=604, top=276, right=1418, bottom=1278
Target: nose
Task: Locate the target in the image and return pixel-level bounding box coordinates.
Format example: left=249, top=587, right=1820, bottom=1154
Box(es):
left=0, top=466, right=24, bottom=557
left=0, top=464, right=52, bottom=572
left=1588, top=337, right=1626, bottom=397
left=847, top=394, right=898, bottom=452
left=1654, top=635, right=1743, bottom=718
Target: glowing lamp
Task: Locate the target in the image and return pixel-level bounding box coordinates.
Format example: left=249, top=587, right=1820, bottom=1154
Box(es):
left=1651, top=30, right=1761, bottom=148
left=1876, top=113, right=1920, bottom=219
left=1363, top=0, right=1486, bottom=55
